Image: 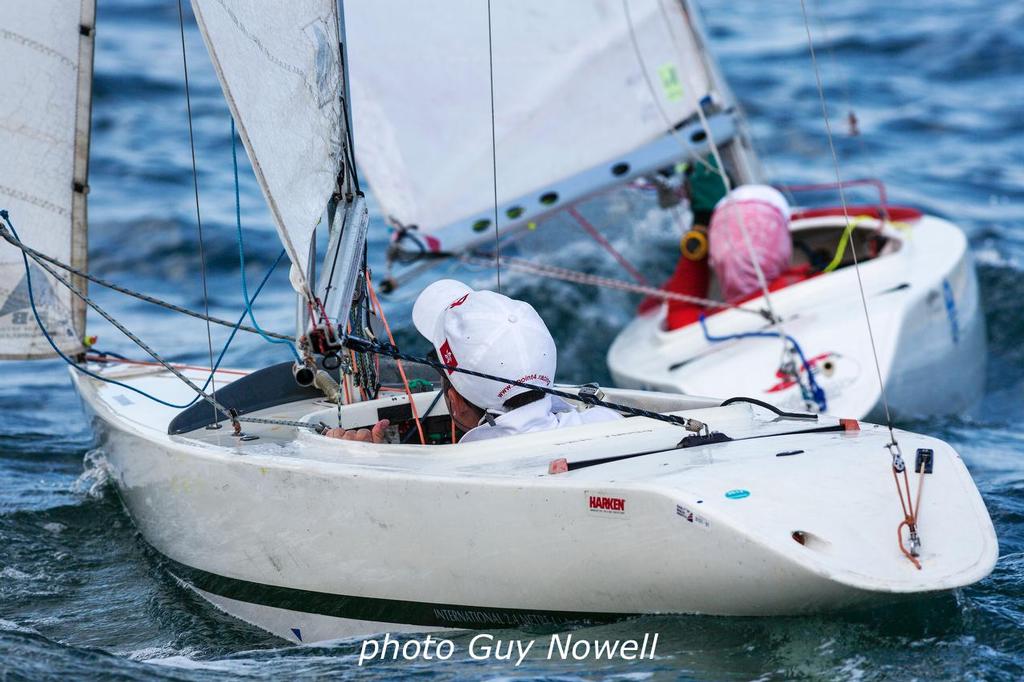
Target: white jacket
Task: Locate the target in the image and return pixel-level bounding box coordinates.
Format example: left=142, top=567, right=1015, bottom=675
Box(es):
left=460, top=395, right=622, bottom=443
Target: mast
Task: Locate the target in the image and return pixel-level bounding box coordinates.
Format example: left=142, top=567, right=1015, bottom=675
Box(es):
left=313, top=0, right=369, bottom=338
left=71, top=0, right=97, bottom=344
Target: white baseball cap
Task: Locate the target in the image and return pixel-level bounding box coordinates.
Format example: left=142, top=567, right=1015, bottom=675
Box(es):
left=412, top=279, right=556, bottom=412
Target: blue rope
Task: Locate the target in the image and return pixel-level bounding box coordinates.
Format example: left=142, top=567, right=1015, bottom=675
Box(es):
left=698, top=313, right=827, bottom=412
left=231, top=118, right=301, bottom=361
left=1, top=208, right=285, bottom=409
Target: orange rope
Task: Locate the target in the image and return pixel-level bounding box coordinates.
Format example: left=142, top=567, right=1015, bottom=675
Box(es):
left=338, top=323, right=353, bottom=405
left=366, top=272, right=426, bottom=445
left=897, top=520, right=921, bottom=570
left=84, top=354, right=249, bottom=376
left=891, top=465, right=922, bottom=570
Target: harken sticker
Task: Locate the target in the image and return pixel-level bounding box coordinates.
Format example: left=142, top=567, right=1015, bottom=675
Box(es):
left=586, top=491, right=627, bottom=518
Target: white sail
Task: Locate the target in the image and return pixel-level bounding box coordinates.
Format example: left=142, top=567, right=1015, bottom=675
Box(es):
left=0, top=0, right=94, bottom=359
left=345, top=0, right=725, bottom=252
left=191, top=0, right=345, bottom=294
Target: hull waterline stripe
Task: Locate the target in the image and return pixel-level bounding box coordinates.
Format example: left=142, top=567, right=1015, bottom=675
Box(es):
left=164, top=558, right=632, bottom=629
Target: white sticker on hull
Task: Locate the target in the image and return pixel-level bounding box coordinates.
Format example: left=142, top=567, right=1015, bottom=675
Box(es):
left=676, top=504, right=710, bottom=530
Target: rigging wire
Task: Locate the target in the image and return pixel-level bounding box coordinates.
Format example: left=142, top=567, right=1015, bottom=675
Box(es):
left=320, top=198, right=349, bottom=310
left=459, top=252, right=767, bottom=317
left=567, top=207, right=649, bottom=286
left=177, top=0, right=219, bottom=424
left=231, top=118, right=301, bottom=361
left=485, top=0, right=502, bottom=293
left=0, top=230, right=293, bottom=341
left=797, top=0, right=896, bottom=443
left=1, top=209, right=284, bottom=409
left=1, top=210, right=235, bottom=419
left=797, top=0, right=920, bottom=564
left=342, top=334, right=736, bottom=430
left=809, top=0, right=881, bottom=174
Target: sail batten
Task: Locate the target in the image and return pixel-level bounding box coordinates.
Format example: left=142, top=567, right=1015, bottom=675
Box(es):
left=0, top=0, right=95, bottom=359
left=191, top=0, right=345, bottom=295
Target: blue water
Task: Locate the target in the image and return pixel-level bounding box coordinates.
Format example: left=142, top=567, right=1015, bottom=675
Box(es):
left=2, top=0, right=1022, bottom=679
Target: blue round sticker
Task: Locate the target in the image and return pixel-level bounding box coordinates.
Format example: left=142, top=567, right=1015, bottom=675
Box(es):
left=725, top=489, right=750, bottom=500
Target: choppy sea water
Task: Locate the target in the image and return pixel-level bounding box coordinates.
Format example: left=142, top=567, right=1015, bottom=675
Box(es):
left=2, top=0, right=1022, bottom=679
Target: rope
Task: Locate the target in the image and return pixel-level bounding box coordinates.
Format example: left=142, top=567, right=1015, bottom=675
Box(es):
left=231, top=118, right=301, bottom=360
left=85, top=355, right=248, bottom=377
left=0, top=227, right=294, bottom=341
left=699, top=315, right=827, bottom=412
left=567, top=207, right=649, bottom=286
left=0, top=211, right=238, bottom=425
left=87, top=247, right=284, bottom=409
left=234, top=416, right=319, bottom=431
left=892, top=466, right=922, bottom=570
left=343, top=334, right=766, bottom=431
left=366, top=271, right=426, bottom=444
left=822, top=215, right=872, bottom=273
left=485, top=0, right=502, bottom=293
left=459, top=252, right=767, bottom=317
left=177, top=0, right=218, bottom=424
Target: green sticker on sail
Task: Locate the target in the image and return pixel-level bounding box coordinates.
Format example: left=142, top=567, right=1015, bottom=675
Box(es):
left=658, top=63, right=684, bottom=102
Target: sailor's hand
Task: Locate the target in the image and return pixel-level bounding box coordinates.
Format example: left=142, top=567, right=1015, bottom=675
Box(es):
left=324, top=419, right=390, bottom=444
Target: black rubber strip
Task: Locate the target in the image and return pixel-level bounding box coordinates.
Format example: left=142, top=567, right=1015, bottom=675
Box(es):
left=564, top=423, right=844, bottom=472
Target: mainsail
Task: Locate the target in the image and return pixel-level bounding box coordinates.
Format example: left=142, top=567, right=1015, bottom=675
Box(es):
left=0, top=0, right=95, bottom=359
left=191, top=0, right=346, bottom=295
left=344, top=0, right=753, bottom=254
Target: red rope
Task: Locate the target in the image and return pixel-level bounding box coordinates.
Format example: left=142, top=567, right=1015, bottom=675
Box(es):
left=84, top=354, right=248, bottom=376
left=366, top=271, right=426, bottom=445
left=567, top=207, right=649, bottom=286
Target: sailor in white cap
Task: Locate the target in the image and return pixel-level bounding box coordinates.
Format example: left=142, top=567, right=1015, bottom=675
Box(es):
left=326, top=279, right=621, bottom=443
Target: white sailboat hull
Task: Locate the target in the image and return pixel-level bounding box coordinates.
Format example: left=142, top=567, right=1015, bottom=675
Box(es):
left=72, top=362, right=996, bottom=643
left=608, top=212, right=986, bottom=421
